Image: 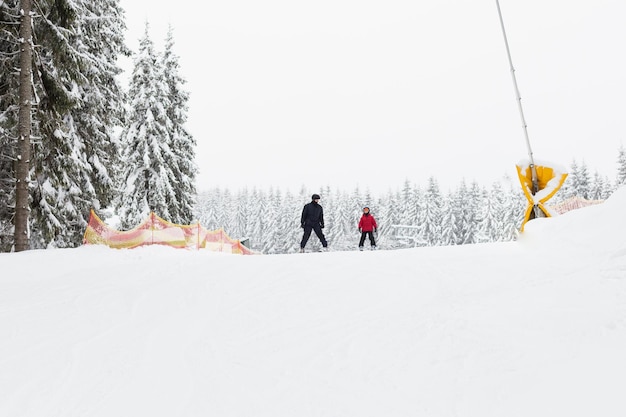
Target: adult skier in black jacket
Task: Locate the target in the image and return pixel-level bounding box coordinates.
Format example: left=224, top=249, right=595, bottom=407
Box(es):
left=300, top=194, right=328, bottom=252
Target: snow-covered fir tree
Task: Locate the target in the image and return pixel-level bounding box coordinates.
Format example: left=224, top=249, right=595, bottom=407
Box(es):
left=617, top=145, right=626, bottom=187
left=577, top=160, right=592, bottom=199
left=562, top=159, right=593, bottom=199
left=439, top=190, right=460, bottom=246
left=589, top=171, right=612, bottom=200
left=560, top=159, right=578, bottom=199
left=462, top=181, right=482, bottom=245
left=258, top=187, right=282, bottom=253
left=1, top=0, right=128, bottom=249
left=500, top=183, right=525, bottom=241
left=118, top=24, right=178, bottom=229
left=415, top=178, right=440, bottom=246
left=450, top=180, right=475, bottom=245
left=476, top=183, right=501, bottom=243
left=233, top=188, right=251, bottom=239
left=380, top=189, right=402, bottom=249
left=162, top=26, right=197, bottom=223
left=275, top=190, right=301, bottom=254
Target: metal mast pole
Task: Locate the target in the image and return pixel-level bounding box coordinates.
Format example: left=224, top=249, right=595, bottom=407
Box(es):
left=495, top=0, right=539, bottom=196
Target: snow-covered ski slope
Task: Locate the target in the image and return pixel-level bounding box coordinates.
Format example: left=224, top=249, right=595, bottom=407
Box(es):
left=2, top=187, right=626, bottom=416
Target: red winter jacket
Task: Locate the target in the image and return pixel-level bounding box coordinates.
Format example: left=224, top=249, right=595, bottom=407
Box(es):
left=358, top=213, right=377, bottom=232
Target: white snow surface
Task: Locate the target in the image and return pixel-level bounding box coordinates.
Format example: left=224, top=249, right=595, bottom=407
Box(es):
left=3, top=187, right=626, bottom=416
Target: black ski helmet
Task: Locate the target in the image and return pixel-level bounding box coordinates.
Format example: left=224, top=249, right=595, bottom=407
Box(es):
left=312, top=194, right=321, bottom=200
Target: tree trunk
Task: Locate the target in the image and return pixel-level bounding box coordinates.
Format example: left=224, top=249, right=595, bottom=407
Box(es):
left=14, top=0, right=33, bottom=252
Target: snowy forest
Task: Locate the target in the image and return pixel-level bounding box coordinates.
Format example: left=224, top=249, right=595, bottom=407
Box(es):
left=194, top=158, right=624, bottom=254
left=1, top=1, right=626, bottom=253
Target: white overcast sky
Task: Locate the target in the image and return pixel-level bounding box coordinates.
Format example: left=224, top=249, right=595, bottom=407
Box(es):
left=117, top=0, right=626, bottom=194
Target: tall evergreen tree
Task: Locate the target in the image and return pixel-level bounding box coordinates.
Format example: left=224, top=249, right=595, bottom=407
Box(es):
left=501, top=184, right=524, bottom=240
left=118, top=24, right=177, bottom=229
left=194, top=189, right=220, bottom=230
left=461, top=181, right=481, bottom=245
left=589, top=171, right=607, bottom=200
left=162, top=25, right=196, bottom=223
left=577, top=160, right=591, bottom=199
left=384, top=190, right=403, bottom=248
left=69, top=0, right=128, bottom=209
left=31, top=0, right=128, bottom=248
left=419, top=177, right=442, bottom=246
left=617, top=145, right=626, bottom=187
left=1, top=0, right=128, bottom=250
left=276, top=190, right=301, bottom=253
left=398, top=179, right=417, bottom=226
left=233, top=187, right=250, bottom=238
left=440, top=191, right=459, bottom=246
left=477, top=183, right=502, bottom=243
left=562, top=159, right=592, bottom=199
left=451, top=179, right=470, bottom=245
left=260, top=187, right=281, bottom=253
left=560, top=159, right=579, bottom=199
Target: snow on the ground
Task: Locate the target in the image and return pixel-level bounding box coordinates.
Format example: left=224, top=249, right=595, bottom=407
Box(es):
left=2, top=187, right=626, bottom=416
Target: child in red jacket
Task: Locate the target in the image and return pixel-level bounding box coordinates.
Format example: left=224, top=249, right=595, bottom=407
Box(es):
left=358, top=206, right=378, bottom=250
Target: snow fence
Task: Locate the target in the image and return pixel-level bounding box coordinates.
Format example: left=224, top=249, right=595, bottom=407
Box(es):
left=549, top=196, right=604, bottom=215
left=83, top=210, right=256, bottom=254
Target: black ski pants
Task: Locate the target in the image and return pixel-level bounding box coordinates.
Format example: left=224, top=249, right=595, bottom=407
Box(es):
left=301, top=224, right=327, bottom=248
left=359, top=231, right=376, bottom=247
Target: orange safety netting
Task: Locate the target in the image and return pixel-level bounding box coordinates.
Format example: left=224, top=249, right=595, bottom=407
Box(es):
left=549, top=196, right=604, bottom=215
left=83, top=210, right=256, bottom=254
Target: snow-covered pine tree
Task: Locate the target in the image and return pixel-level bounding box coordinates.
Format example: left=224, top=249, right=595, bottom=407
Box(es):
left=118, top=24, right=178, bottom=229
left=439, top=190, right=459, bottom=246
left=562, top=159, right=591, bottom=199
left=247, top=187, right=264, bottom=249
left=232, top=187, right=250, bottom=239
left=559, top=159, right=577, bottom=199
left=419, top=176, right=442, bottom=246
left=577, top=160, right=591, bottom=199
left=476, top=183, right=502, bottom=243
left=460, top=181, right=481, bottom=245
left=194, top=189, right=220, bottom=230
left=373, top=192, right=392, bottom=248
left=397, top=179, right=417, bottom=226
left=277, top=189, right=301, bottom=253
left=383, top=189, right=403, bottom=249
left=390, top=181, right=422, bottom=247
left=259, top=187, right=281, bottom=253
left=347, top=186, right=366, bottom=247
left=70, top=0, right=129, bottom=212
left=452, top=180, right=471, bottom=245
left=218, top=189, right=234, bottom=234
left=1, top=0, right=127, bottom=249
left=162, top=26, right=197, bottom=224
left=500, top=183, right=524, bottom=241
left=589, top=171, right=608, bottom=201
left=617, top=145, right=626, bottom=187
